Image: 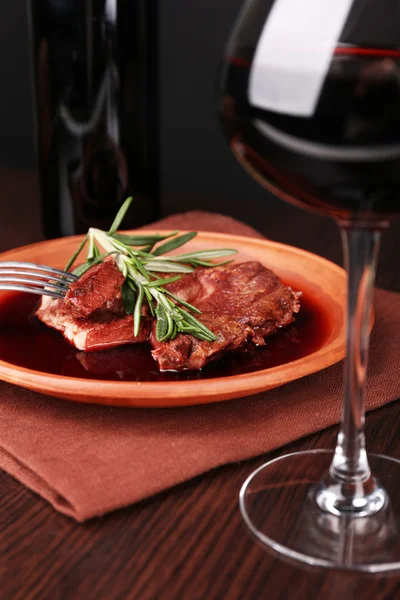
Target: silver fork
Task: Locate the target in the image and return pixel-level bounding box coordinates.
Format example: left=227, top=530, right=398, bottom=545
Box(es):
left=0, top=261, right=78, bottom=299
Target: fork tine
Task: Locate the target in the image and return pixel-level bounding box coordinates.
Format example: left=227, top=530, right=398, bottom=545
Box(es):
left=0, top=269, right=72, bottom=285
left=0, top=262, right=78, bottom=282
left=0, top=284, right=65, bottom=299
left=0, top=276, right=70, bottom=291
left=0, top=261, right=79, bottom=299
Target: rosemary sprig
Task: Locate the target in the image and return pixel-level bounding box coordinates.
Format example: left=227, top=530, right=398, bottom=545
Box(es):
left=65, top=197, right=237, bottom=342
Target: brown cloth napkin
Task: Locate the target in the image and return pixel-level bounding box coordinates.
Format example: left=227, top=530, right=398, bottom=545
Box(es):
left=1, top=213, right=400, bottom=522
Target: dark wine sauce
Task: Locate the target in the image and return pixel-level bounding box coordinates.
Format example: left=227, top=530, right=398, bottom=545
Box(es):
left=0, top=290, right=331, bottom=382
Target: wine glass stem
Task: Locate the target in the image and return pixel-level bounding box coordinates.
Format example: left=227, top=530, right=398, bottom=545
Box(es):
left=333, top=227, right=380, bottom=481
left=315, top=227, right=386, bottom=516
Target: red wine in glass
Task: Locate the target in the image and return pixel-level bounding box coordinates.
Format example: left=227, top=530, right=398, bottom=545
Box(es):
left=220, top=0, right=400, bottom=571
left=221, top=44, right=400, bottom=226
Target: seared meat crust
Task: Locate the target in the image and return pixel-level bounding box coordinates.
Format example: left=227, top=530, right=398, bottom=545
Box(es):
left=64, top=258, right=125, bottom=319
left=36, top=260, right=301, bottom=367
left=150, top=262, right=301, bottom=371
left=36, top=295, right=150, bottom=351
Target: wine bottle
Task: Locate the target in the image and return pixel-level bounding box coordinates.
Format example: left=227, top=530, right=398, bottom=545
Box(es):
left=28, top=0, right=160, bottom=238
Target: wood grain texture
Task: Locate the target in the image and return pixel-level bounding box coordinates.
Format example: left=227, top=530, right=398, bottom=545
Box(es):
left=1, top=169, right=400, bottom=600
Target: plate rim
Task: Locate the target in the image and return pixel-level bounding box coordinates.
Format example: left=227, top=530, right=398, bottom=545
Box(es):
left=0, top=230, right=347, bottom=407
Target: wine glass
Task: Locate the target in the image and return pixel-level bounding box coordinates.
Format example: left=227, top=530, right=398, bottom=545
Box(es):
left=220, top=0, right=400, bottom=571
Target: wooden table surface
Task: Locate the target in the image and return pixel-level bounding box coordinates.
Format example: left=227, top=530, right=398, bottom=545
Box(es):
left=1, top=169, right=400, bottom=600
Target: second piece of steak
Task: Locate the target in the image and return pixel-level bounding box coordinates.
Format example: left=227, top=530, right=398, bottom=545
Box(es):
left=150, top=261, right=301, bottom=371
left=35, top=258, right=149, bottom=351
left=36, top=295, right=150, bottom=351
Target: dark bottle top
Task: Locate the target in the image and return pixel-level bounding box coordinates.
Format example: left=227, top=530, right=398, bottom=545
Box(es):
left=29, top=0, right=160, bottom=238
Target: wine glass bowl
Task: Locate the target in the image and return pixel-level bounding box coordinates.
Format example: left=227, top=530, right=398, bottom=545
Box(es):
left=220, top=0, right=400, bottom=228
left=220, top=0, right=400, bottom=571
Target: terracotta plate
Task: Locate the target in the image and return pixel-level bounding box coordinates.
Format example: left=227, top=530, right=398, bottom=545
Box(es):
left=0, top=231, right=347, bottom=408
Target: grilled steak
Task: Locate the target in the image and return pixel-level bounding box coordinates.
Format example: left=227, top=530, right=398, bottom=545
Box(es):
left=36, top=259, right=301, bottom=368
left=35, top=258, right=149, bottom=351
left=36, top=295, right=150, bottom=351
left=64, top=257, right=125, bottom=319
left=150, top=262, right=301, bottom=371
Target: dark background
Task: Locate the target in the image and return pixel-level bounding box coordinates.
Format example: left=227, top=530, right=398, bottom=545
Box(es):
left=0, top=0, right=338, bottom=249
left=0, top=2, right=271, bottom=210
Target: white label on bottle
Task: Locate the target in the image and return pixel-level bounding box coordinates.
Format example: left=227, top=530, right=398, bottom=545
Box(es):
left=249, top=0, right=354, bottom=117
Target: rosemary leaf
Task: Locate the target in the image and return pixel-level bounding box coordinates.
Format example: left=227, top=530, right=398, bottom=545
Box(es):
left=178, top=309, right=218, bottom=340
left=121, top=281, right=135, bottom=315
left=130, top=248, right=154, bottom=258
left=145, top=261, right=194, bottom=273
left=120, top=260, right=128, bottom=278
left=108, top=237, right=130, bottom=255
left=108, top=197, right=133, bottom=234
left=162, top=249, right=237, bottom=262
left=164, top=289, right=202, bottom=314
left=145, top=275, right=182, bottom=288
left=71, top=253, right=114, bottom=277
left=178, top=323, right=198, bottom=333
left=166, top=311, right=175, bottom=340
left=130, top=256, right=151, bottom=281
left=190, top=330, right=216, bottom=342
left=87, top=236, right=99, bottom=261
left=141, top=243, right=156, bottom=254
left=189, top=258, right=233, bottom=268
left=171, top=312, right=185, bottom=322
left=133, top=284, right=144, bottom=337
left=111, top=231, right=178, bottom=246
left=71, top=263, right=91, bottom=278
left=65, top=233, right=89, bottom=271
left=155, top=304, right=169, bottom=341
left=143, top=288, right=155, bottom=316
left=152, top=231, right=197, bottom=256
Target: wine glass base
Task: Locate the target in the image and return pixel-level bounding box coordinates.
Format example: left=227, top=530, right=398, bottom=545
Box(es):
left=240, top=450, right=400, bottom=572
